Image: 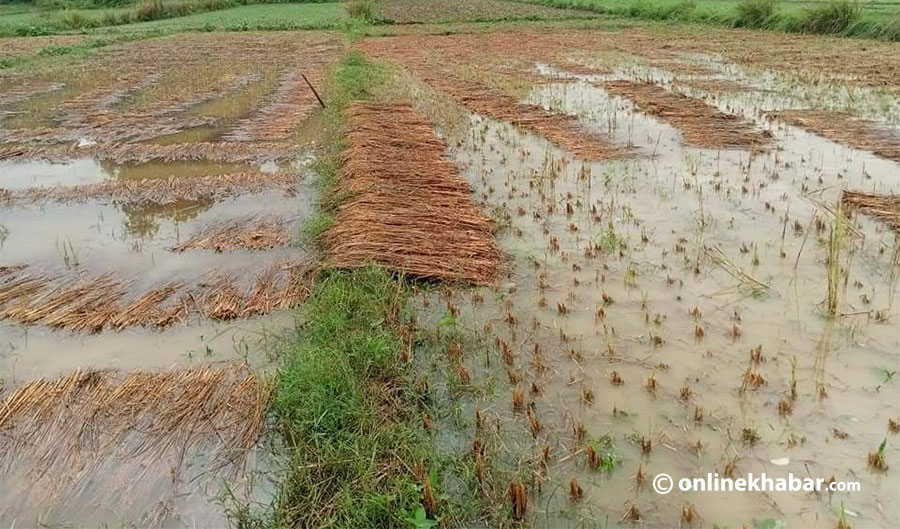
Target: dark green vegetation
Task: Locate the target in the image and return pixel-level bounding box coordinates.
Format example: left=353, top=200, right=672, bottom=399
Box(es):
left=0, top=0, right=342, bottom=36
left=371, top=0, right=595, bottom=24
left=518, top=0, right=900, bottom=40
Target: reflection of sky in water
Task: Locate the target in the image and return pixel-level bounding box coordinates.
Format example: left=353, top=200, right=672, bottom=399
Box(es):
left=0, top=158, right=111, bottom=190
left=0, top=157, right=282, bottom=191
left=0, top=189, right=308, bottom=277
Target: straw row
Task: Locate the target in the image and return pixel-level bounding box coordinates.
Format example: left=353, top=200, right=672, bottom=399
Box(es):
left=94, top=141, right=298, bottom=163
left=0, top=364, right=268, bottom=509
left=771, top=110, right=900, bottom=162
left=0, top=261, right=309, bottom=332
left=151, top=72, right=262, bottom=117
left=1, top=171, right=298, bottom=206
left=0, top=140, right=297, bottom=164
left=841, top=190, right=900, bottom=232
left=60, top=71, right=160, bottom=119
left=418, top=67, right=628, bottom=160
left=325, top=102, right=500, bottom=284
left=601, top=81, right=771, bottom=149
left=224, top=72, right=323, bottom=141
left=172, top=216, right=294, bottom=252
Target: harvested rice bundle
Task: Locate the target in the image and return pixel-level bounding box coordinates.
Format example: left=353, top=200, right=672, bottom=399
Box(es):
left=600, top=81, right=771, bottom=149
left=325, top=102, right=500, bottom=284
left=109, top=282, right=183, bottom=329
left=771, top=110, right=900, bottom=162
left=224, top=72, right=323, bottom=141
left=95, top=141, right=297, bottom=164
left=418, top=69, right=628, bottom=160
left=0, top=262, right=309, bottom=332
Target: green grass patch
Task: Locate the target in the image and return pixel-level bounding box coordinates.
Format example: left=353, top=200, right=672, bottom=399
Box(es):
left=0, top=1, right=345, bottom=36
left=261, top=267, right=431, bottom=528
left=101, top=2, right=345, bottom=33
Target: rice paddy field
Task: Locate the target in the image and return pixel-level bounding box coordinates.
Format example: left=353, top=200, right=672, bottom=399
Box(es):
left=0, top=0, right=898, bottom=528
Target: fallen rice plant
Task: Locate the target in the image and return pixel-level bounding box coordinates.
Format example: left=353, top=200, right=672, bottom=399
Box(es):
left=0, top=262, right=309, bottom=332
left=0, top=81, right=64, bottom=108
left=324, top=102, right=500, bottom=283
left=704, top=245, right=770, bottom=294
left=0, top=364, right=268, bottom=516
left=94, top=141, right=298, bottom=164
left=419, top=68, right=629, bottom=160
left=0, top=143, right=78, bottom=162
left=224, top=72, right=324, bottom=141
left=601, top=81, right=771, bottom=149
left=2, top=171, right=298, bottom=207
left=172, top=216, right=293, bottom=252
left=771, top=110, right=900, bottom=162
left=841, top=190, right=900, bottom=232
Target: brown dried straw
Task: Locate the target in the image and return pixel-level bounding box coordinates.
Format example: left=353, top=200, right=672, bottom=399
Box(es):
left=0, top=364, right=268, bottom=511
left=94, top=141, right=298, bottom=164
left=325, top=102, right=500, bottom=284
left=173, top=216, right=293, bottom=252
left=601, top=81, right=771, bottom=149
left=3, top=171, right=297, bottom=207
left=421, top=69, right=628, bottom=160
left=225, top=72, right=323, bottom=141
left=842, top=190, right=900, bottom=232
left=0, top=262, right=309, bottom=332
left=771, top=110, right=900, bottom=162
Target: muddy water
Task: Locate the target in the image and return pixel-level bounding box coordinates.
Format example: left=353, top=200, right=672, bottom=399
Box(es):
left=0, top=157, right=279, bottom=190
left=0, top=153, right=314, bottom=526
left=411, top=63, right=899, bottom=528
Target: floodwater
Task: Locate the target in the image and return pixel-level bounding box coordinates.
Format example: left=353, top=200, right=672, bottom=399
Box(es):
left=410, top=54, right=899, bottom=528
left=0, top=31, right=338, bottom=528
left=0, top=156, right=279, bottom=190
left=0, top=153, right=314, bottom=527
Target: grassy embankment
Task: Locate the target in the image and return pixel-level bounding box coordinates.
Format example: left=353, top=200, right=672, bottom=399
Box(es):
left=519, top=0, right=900, bottom=40
left=232, top=52, right=492, bottom=529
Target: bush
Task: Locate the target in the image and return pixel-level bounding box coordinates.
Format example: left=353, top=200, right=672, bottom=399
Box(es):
left=735, top=0, right=775, bottom=28
left=801, top=0, right=860, bottom=34
left=135, top=0, right=165, bottom=21
left=344, top=0, right=374, bottom=22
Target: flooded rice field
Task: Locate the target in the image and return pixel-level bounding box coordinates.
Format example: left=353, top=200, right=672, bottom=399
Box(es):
left=1, top=20, right=898, bottom=529
left=0, top=31, right=340, bottom=527
left=358, top=30, right=900, bottom=529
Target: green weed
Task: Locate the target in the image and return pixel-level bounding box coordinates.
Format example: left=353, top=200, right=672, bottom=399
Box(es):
left=735, top=0, right=775, bottom=28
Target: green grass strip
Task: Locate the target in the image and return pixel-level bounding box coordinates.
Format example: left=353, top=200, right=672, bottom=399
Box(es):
left=232, top=52, right=445, bottom=529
